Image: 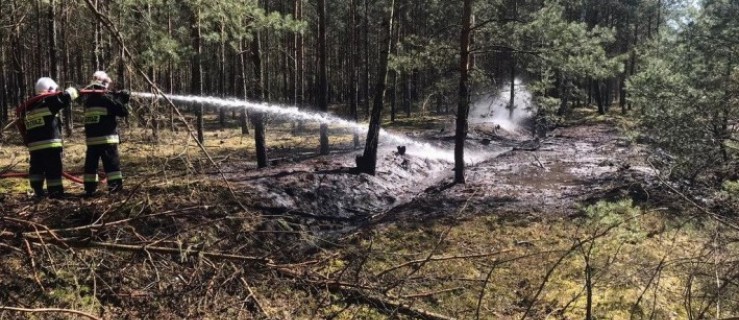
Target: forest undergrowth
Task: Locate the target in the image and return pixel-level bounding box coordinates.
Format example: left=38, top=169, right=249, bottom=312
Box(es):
left=2, top=111, right=739, bottom=319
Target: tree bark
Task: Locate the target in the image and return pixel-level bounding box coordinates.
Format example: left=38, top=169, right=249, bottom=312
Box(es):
left=454, top=0, right=473, bottom=184
left=349, top=0, right=360, bottom=148
left=189, top=6, right=204, bottom=143
left=0, top=47, right=6, bottom=136
left=363, top=0, right=371, bottom=118
left=318, top=0, right=330, bottom=155
left=251, top=34, right=268, bottom=168
left=219, top=20, right=227, bottom=130
left=357, top=0, right=395, bottom=175
left=295, top=0, right=304, bottom=106
left=239, top=38, right=249, bottom=135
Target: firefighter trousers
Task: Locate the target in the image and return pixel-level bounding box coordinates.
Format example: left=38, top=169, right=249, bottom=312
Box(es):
left=28, top=147, right=64, bottom=197
left=84, top=144, right=123, bottom=193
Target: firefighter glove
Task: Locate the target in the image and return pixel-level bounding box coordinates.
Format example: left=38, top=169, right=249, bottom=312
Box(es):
left=65, top=87, right=80, bottom=101
left=117, top=90, right=131, bottom=104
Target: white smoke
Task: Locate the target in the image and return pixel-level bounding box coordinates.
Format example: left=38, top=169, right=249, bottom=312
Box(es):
left=469, top=79, right=535, bottom=134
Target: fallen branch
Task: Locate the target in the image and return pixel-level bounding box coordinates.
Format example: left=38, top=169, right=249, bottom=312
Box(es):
left=38, top=239, right=274, bottom=265
left=0, top=306, right=101, bottom=320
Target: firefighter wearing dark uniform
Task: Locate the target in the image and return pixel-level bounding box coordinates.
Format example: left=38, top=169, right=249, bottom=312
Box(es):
left=22, top=77, right=79, bottom=198
left=81, top=71, right=130, bottom=195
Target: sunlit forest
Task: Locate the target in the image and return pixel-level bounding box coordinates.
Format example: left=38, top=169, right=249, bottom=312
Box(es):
left=2, top=0, right=739, bottom=319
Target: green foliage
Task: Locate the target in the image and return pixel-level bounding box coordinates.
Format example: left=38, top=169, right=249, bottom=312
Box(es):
left=519, top=1, right=624, bottom=113
left=628, top=0, right=739, bottom=182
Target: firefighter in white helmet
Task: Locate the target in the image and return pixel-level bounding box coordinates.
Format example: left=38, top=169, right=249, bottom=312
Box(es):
left=19, top=77, right=79, bottom=198
left=80, top=71, right=130, bottom=196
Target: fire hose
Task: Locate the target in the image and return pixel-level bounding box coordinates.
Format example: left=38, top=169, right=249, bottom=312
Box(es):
left=0, top=171, right=107, bottom=185
left=0, top=89, right=117, bottom=185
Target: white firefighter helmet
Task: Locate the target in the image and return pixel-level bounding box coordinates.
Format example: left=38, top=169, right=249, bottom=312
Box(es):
left=90, top=70, right=111, bottom=88
left=34, top=77, right=59, bottom=95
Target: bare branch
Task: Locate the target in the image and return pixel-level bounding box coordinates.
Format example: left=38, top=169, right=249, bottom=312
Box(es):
left=0, top=306, right=101, bottom=320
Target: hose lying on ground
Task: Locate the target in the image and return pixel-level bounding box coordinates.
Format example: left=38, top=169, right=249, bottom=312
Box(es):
left=0, top=172, right=107, bottom=185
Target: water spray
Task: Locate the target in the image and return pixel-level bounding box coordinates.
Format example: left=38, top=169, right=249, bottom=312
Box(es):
left=132, top=92, right=493, bottom=163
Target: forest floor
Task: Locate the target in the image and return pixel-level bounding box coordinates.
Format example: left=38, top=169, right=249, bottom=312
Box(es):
left=0, top=109, right=736, bottom=319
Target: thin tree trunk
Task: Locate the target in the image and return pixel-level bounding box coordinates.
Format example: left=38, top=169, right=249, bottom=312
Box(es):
left=0, top=47, right=6, bottom=136
left=627, top=22, right=638, bottom=111
left=263, top=0, right=271, bottom=103
left=93, top=0, right=101, bottom=69
left=35, top=0, right=44, bottom=76
left=189, top=7, right=204, bottom=143
left=251, top=34, right=268, bottom=168
left=403, top=73, right=411, bottom=117
left=454, top=0, right=473, bottom=184
left=363, top=0, right=370, bottom=118
left=594, top=80, right=605, bottom=115
left=318, top=0, right=330, bottom=155
left=349, top=0, right=360, bottom=148
left=219, top=20, right=227, bottom=130
left=390, top=71, right=397, bottom=122
left=357, top=0, right=395, bottom=175
left=239, top=39, right=249, bottom=135
left=293, top=0, right=305, bottom=134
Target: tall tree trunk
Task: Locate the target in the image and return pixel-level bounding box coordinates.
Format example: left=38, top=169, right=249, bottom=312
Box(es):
left=293, top=0, right=305, bottom=134
left=251, top=34, right=268, bottom=168
left=48, top=0, right=58, bottom=82
left=318, top=0, right=330, bottom=155
left=12, top=10, right=27, bottom=105
left=239, top=38, right=249, bottom=135
left=558, top=75, right=571, bottom=116
left=93, top=0, right=101, bottom=69
left=389, top=5, right=399, bottom=123
left=35, top=0, right=44, bottom=76
left=594, top=80, right=605, bottom=115
left=363, top=0, right=371, bottom=118
left=454, top=0, right=473, bottom=184
left=403, top=73, right=411, bottom=117
left=509, top=54, right=516, bottom=117
left=190, top=6, right=204, bottom=143
left=219, top=20, right=227, bottom=130
left=357, top=0, right=395, bottom=175
left=349, top=0, right=360, bottom=148
left=0, top=47, right=6, bottom=135
left=48, top=0, right=71, bottom=137
left=627, top=22, right=638, bottom=111
left=390, top=71, right=397, bottom=122
left=263, top=0, right=271, bottom=103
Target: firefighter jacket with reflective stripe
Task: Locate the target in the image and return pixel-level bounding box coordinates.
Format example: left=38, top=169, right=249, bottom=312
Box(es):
left=22, top=92, right=73, bottom=150
left=82, top=86, right=129, bottom=145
